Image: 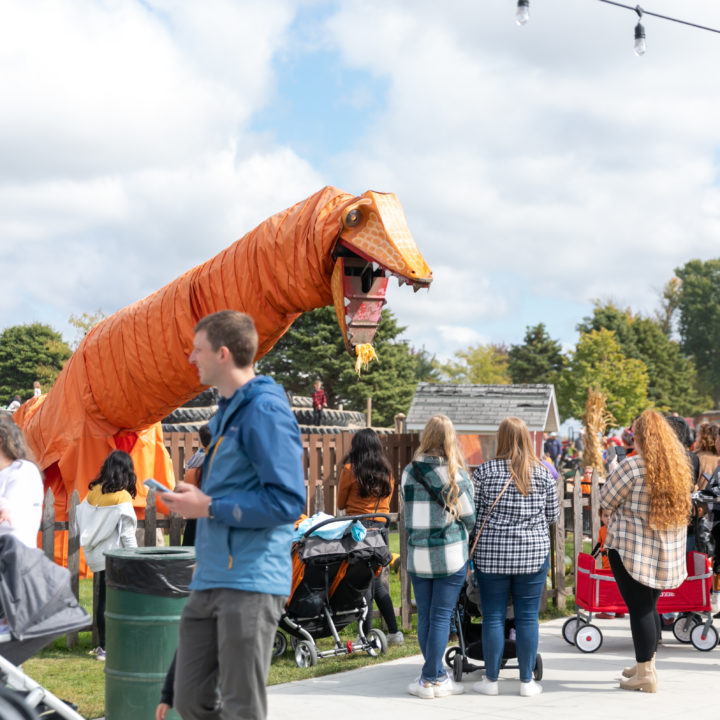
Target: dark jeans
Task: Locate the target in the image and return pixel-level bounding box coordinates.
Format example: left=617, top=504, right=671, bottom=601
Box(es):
left=410, top=565, right=466, bottom=682
left=607, top=549, right=661, bottom=662
left=96, top=570, right=106, bottom=649
left=476, top=555, right=549, bottom=682
left=312, top=408, right=323, bottom=425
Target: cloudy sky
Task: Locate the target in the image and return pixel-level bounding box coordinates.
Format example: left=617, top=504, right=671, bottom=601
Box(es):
left=2, top=0, right=719, bottom=361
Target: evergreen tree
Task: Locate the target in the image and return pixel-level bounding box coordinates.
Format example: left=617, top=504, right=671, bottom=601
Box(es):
left=508, top=323, right=564, bottom=385
left=556, top=328, right=648, bottom=427
left=578, top=302, right=709, bottom=415
left=440, top=344, right=511, bottom=385
left=0, top=323, right=72, bottom=403
left=675, top=258, right=720, bottom=405
left=256, top=306, right=420, bottom=426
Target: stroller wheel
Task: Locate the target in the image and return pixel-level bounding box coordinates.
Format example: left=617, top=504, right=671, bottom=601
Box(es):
left=444, top=645, right=461, bottom=670
left=533, top=653, right=543, bottom=681
left=672, top=613, right=701, bottom=644
left=452, top=652, right=464, bottom=682
left=690, top=623, right=719, bottom=652
left=562, top=617, right=584, bottom=645
left=574, top=624, right=603, bottom=653
left=272, top=631, right=288, bottom=658
left=294, top=639, right=318, bottom=667
left=365, top=628, right=388, bottom=657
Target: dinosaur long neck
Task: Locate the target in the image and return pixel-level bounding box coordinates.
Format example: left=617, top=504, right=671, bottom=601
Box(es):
left=67, top=186, right=353, bottom=429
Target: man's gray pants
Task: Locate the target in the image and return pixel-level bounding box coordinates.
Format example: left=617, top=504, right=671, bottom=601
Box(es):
left=174, top=588, right=285, bottom=720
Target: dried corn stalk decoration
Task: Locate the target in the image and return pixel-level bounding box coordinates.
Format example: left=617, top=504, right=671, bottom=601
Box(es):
left=583, top=387, right=615, bottom=478
left=355, top=343, right=378, bottom=375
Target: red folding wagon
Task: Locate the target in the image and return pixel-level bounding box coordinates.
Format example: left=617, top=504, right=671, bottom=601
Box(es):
left=562, top=551, right=717, bottom=652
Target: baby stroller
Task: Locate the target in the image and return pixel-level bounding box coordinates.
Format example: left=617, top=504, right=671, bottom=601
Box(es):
left=0, top=534, right=91, bottom=720
left=275, top=514, right=392, bottom=668
left=444, top=570, right=543, bottom=682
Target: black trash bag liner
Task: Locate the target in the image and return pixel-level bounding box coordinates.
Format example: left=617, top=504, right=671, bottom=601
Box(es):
left=105, top=547, right=195, bottom=598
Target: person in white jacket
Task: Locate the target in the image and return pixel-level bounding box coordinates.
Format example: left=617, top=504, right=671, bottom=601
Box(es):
left=76, top=450, right=138, bottom=660
left=0, top=413, right=44, bottom=548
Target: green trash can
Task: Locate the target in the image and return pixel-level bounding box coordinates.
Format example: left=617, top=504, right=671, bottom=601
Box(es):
left=104, top=547, right=195, bottom=720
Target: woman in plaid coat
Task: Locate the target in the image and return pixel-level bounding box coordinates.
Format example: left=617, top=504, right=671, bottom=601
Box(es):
left=600, top=409, right=692, bottom=693
left=401, top=415, right=476, bottom=699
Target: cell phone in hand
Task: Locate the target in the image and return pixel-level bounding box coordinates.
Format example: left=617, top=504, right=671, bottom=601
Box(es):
left=144, top=478, right=171, bottom=494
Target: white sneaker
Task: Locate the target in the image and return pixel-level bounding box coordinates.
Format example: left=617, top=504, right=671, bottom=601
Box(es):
left=407, top=677, right=435, bottom=699
left=519, top=680, right=542, bottom=697
left=388, top=631, right=405, bottom=646
left=472, top=676, right=499, bottom=695
left=433, top=675, right=465, bottom=697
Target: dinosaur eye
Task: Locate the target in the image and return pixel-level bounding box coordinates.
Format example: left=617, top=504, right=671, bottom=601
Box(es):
left=344, top=209, right=362, bottom=228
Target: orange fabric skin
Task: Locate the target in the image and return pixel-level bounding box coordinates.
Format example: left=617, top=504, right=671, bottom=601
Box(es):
left=13, top=187, right=432, bottom=571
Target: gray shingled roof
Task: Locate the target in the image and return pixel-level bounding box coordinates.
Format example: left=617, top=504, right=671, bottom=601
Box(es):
left=406, top=383, right=559, bottom=433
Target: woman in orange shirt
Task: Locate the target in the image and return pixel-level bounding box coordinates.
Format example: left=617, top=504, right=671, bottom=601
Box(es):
left=337, top=429, right=403, bottom=645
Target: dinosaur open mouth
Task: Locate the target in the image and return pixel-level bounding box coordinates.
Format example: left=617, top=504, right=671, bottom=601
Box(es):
left=331, top=241, right=431, bottom=353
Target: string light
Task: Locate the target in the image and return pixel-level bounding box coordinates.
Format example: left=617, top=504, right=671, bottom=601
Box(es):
left=634, top=6, right=646, bottom=56
left=516, top=0, right=530, bottom=26
left=514, top=1, right=720, bottom=55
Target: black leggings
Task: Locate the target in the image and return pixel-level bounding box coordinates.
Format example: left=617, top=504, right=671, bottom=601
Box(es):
left=96, top=570, right=106, bottom=649
left=363, top=572, right=398, bottom=635
left=607, top=550, right=661, bottom=662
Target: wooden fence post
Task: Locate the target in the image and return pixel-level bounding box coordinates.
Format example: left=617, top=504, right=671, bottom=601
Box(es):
left=41, top=488, right=55, bottom=560
left=553, top=473, right=567, bottom=609
left=144, top=491, right=157, bottom=547
left=66, top=490, right=82, bottom=647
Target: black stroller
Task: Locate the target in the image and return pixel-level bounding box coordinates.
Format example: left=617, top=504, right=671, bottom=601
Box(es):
left=275, top=514, right=392, bottom=667
left=0, top=534, right=91, bottom=720
left=444, top=571, right=543, bottom=682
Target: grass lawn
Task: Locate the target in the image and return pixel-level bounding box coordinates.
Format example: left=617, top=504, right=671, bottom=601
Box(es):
left=21, top=531, right=581, bottom=718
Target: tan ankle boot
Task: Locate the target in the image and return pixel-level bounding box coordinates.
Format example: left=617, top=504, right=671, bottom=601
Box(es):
left=622, top=652, right=655, bottom=679
left=619, top=660, right=657, bottom=692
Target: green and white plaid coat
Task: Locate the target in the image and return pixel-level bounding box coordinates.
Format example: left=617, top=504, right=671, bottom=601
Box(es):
left=401, top=455, right=476, bottom=578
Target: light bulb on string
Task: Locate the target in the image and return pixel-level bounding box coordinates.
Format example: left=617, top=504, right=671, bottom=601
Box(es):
left=634, top=6, right=646, bottom=56
left=516, top=0, right=530, bottom=26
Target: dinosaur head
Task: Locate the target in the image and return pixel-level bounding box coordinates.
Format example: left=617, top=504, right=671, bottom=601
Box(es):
left=331, top=191, right=432, bottom=355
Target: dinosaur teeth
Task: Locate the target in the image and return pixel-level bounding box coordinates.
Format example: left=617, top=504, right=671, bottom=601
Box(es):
left=344, top=297, right=351, bottom=306
left=413, top=283, right=421, bottom=293
left=371, top=261, right=380, bottom=273
left=384, top=270, right=392, bottom=278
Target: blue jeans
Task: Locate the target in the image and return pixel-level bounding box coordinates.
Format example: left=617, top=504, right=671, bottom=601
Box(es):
left=476, top=555, right=549, bottom=682
left=410, top=564, right=466, bottom=682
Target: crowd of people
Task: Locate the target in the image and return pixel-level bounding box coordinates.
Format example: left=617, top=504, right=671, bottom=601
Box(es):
left=0, top=313, right=716, bottom=715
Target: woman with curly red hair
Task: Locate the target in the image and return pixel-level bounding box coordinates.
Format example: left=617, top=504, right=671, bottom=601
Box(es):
left=600, top=409, right=692, bottom=693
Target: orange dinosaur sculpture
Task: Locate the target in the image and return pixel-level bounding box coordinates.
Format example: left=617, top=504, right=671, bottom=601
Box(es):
left=14, top=186, right=432, bottom=566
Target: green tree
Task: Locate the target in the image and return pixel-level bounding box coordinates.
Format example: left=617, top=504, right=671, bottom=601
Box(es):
left=675, top=258, right=720, bottom=405
left=0, top=323, right=72, bottom=403
left=440, top=344, right=511, bottom=385
left=256, top=306, right=420, bottom=426
left=410, top=346, right=442, bottom=382
left=578, top=301, right=709, bottom=415
left=556, top=328, right=648, bottom=427
left=654, top=277, right=681, bottom=337
left=508, top=323, right=564, bottom=385
left=68, top=308, right=106, bottom=349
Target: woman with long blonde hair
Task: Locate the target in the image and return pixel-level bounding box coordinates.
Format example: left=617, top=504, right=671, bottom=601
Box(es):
left=600, top=409, right=692, bottom=693
left=401, top=415, right=475, bottom=699
left=471, top=417, right=559, bottom=698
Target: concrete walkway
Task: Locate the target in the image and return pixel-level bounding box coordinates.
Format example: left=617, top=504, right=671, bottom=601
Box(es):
left=267, top=615, right=720, bottom=719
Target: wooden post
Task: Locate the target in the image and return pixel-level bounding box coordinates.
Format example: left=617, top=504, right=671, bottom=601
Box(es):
left=66, top=490, right=82, bottom=647
left=366, top=397, right=372, bottom=427
left=169, top=512, right=184, bottom=546
left=553, top=473, right=567, bottom=609
left=572, top=469, right=583, bottom=590
left=144, top=491, right=157, bottom=547
left=398, top=496, right=413, bottom=630
left=41, top=488, right=55, bottom=560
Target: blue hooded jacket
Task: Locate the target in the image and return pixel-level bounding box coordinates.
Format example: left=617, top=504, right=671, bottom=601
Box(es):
left=190, top=375, right=306, bottom=595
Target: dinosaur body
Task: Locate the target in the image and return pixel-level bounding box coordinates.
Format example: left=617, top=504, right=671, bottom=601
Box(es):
left=14, top=186, right=432, bottom=565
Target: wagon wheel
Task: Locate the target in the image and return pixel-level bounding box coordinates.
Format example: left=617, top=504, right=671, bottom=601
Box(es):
left=444, top=645, right=462, bottom=670
left=574, top=624, right=603, bottom=653
left=294, top=639, right=318, bottom=667
left=672, top=613, right=701, bottom=644
left=365, top=628, right=388, bottom=657
left=562, top=617, right=584, bottom=645
left=533, top=653, right=543, bottom=681
left=452, top=652, right=464, bottom=682
left=690, top=623, right=719, bottom=652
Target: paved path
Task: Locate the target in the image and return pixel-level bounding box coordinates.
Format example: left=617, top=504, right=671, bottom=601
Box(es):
left=267, top=615, right=720, bottom=719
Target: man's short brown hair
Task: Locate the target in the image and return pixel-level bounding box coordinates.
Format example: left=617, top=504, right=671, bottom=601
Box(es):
left=195, top=311, right=258, bottom=369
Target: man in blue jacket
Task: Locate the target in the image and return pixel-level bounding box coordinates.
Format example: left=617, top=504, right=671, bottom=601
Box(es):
left=163, top=310, right=305, bottom=720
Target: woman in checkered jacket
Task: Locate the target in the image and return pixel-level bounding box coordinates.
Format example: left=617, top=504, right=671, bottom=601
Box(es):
left=600, top=409, right=692, bottom=693
left=401, top=415, right=476, bottom=700
left=471, top=416, right=559, bottom=698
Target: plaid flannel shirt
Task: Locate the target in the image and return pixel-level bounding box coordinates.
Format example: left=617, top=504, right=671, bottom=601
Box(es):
left=600, top=455, right=688, bottom=589
left=472, top=459, right=559, bottom=575
left=401, top=455, right=476, bottom=578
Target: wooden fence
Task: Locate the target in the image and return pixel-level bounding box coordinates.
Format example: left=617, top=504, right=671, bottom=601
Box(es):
left=41, top=433, right=598, bottom=642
